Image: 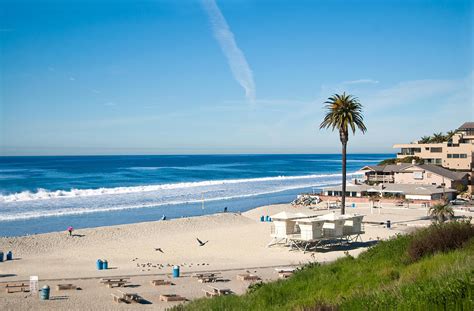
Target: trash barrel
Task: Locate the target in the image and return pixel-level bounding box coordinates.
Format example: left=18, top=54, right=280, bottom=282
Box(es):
left=0, top=251, right=3, bottom=262
left=265, top=215, right=270, bottom=222
left=386, top=220, right=391, bottom=229
left=40, top=285, right=50, bottom=300
left=6, top=251, right=12, bottom=261
left=260, top=216, right=265, bottom=222
left=352, top=203, right=356, bottom=208
left=172, top=265, right=180, bottom=278
left=102, top=260, right=108, bottom=270
left=96, top=259, right=103, bottom=270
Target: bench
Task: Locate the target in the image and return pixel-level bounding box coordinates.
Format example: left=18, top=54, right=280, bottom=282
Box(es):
left=5, top=283, right=29, bottom=293
left=159, top=294, right=186, bottom=302
left=56, top=284, right=77, bottom=291
left=151, top=279, right=173, bottom=286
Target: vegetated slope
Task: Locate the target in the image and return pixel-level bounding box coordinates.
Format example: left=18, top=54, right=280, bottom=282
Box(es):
left=174, top=221, right=474, bottom=311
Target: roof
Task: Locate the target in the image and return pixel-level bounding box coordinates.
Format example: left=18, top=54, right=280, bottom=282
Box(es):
left=323, top=183, right=457, bottom=195
left=360, top=163, right=411, bottom=173
left=402, top=164, right=468, bottom=181
left=360, top=163, right=468, bottom=181
left=271, top=211, right=296, bottom=220
left=457, top=122, right=474, bottom=131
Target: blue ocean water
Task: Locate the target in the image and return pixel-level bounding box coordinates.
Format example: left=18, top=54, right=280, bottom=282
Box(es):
left=0, top=154, right=390, bottom=236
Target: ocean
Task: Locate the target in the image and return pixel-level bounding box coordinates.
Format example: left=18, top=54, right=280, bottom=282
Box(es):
left=0, top=154, right=390, bottom=236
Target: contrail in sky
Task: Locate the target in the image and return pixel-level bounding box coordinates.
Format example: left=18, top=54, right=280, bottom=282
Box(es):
left=201, top=0, right=256, bottom=102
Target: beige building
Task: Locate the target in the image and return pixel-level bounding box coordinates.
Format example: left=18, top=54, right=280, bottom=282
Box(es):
left=393, top=122, right=474, bottom=171
left=360, top=163, right=469, bottom=190
left=322, top=183, right=457, bottom=201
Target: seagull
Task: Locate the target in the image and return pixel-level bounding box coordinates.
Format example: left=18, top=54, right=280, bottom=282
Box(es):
left=154, top=248, right=164, bottom=253
left=196, top=237, right=209, bottom=246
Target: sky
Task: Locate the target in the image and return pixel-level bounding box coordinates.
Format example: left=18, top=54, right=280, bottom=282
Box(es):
left=0, top=0, right=473, bottom=155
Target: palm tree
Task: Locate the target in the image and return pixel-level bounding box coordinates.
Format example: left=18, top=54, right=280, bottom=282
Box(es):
left=445, top=130, right=456, bottom=141
left=431, top=132, right=445, bottom=143
left=419, top=136, right=431, bottom=144
left=429, top=203, right=454, bottom=223
left=320, top=93, right=367, bottom=215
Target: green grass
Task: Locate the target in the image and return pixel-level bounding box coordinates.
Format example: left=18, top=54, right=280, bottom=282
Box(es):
left=172, top=221, right=474, bottom=311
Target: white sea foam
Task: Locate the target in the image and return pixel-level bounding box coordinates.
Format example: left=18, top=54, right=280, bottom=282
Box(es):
left=0, top=181, right=341, bottom=221
left=0, top=173, right=358, bottom=203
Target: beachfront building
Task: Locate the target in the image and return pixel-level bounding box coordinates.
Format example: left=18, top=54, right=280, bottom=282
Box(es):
left=393, top=122, right=474, bottom=171
left=360, top=163, right=470, bottom=189
left=322, top=183, right=456, bottom=201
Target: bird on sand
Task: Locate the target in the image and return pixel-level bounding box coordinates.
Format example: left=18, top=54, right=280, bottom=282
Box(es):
left=196, top=237, right=209, bottom=246
left=155, top=248, right=164, bottom=253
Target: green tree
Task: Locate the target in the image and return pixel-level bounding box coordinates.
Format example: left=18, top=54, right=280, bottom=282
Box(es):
left=445, top=130, right=456, bottom=141
left=431, top=132, right=445, bottom=143
left=320, top=93, right=367, bottom=215
left=419, top=136, right=431, bottom=144
left=429, top=203, right=454, bottom=223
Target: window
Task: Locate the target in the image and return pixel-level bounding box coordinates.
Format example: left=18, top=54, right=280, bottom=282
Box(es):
left=435, top=159, right=442, bottom=165
left=413, top=171, right=423, bottom=179
left=430, top=147, right=442, bottom=153
left=460, top=154, right=467, bottom=158
left=447, top=154, right=453, bottom=158
left=453, top=154, right=460, bottom=158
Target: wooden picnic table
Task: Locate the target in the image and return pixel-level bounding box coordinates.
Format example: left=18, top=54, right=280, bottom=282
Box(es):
left=192, top=272, right=219, bottom=278
left=5, top=282, right=29, bottom=293
left=159, top=294, right=186, bottom=302
left=116, top=290, right=142, bottom=303
left=203, top=285, right=232, bottom=297
left=151, top=279, right=173, bottom=286
left=100, top=278, right=130, bottom=288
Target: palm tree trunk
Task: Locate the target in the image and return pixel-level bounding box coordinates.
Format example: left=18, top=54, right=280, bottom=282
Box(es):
left=341, top=140, right=347, bottom=215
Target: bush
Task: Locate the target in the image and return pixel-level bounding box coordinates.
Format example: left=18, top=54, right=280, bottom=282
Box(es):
left=407, top=221, right=474, bottom=262
left=456, top=183, right=468, bottom=193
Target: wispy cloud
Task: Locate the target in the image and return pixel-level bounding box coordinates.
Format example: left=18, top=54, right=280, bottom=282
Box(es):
left=201, top=0, right=256, bottom=102
left=104, top=102, right=117, bottom=107
left=343, top=79, right=379, bottom=85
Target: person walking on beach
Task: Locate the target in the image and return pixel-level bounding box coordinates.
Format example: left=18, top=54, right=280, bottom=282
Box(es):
left=67, top=226, right=73, bottom=236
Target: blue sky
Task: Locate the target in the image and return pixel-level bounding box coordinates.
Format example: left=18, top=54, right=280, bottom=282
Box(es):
left=0, top=0, right=473, bottom=155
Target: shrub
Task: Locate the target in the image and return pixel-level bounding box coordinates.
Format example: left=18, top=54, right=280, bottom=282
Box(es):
left=456, top=183, right=468, bottom=193
left=407, top=221, right=474, bottom=262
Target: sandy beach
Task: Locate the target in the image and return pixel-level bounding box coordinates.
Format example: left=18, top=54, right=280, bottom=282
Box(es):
left=0, top=202, right=470, bottom=310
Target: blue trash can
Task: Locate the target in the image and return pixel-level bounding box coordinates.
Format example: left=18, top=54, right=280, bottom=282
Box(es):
left=96, top=259, right=103, bottom=270
left=265, top=215, right=270, bottom=222
left=6, top=251, right=12, bottom=261
left=352, top=203, right=356, bottom=208
left=0, top=251, right=3, bottom=262
left=387, top=220, right=391, bottom=229
left=172, top=265, right=180, bottom=278
left=102, top=260, right=108, bottom=270
left=260, top=216, right=265, bottom=222
left=40, top=285, right=50, bottom=300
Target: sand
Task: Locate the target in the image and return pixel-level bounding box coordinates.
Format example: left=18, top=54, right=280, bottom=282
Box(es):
left=0, top=203, right=470, bottom=310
